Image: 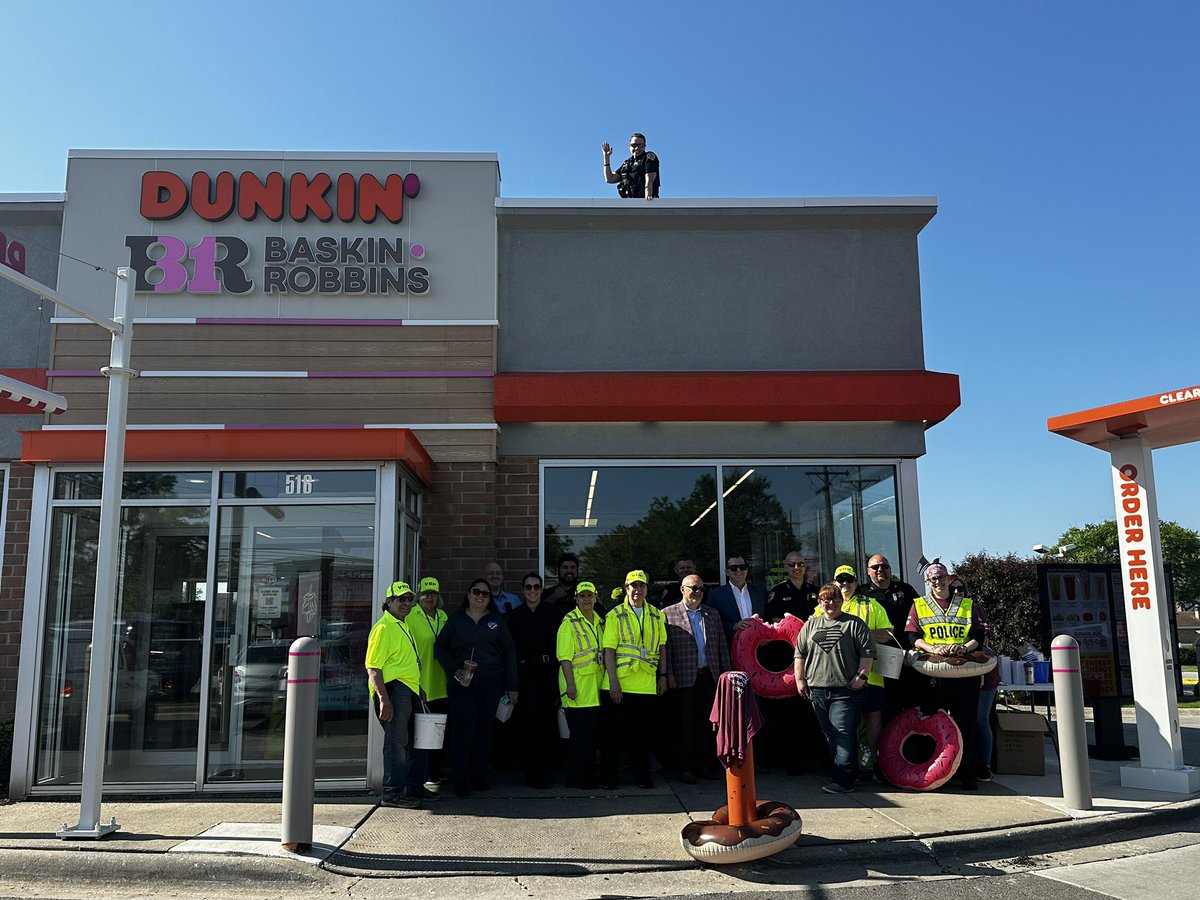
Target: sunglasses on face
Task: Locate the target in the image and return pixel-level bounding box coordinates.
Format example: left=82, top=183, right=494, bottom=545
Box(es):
left=684, top=584, right=705, bottom=592
left=869, top=564, right=890, bottom=571
left=834, top=576, right=856, bottom=585
left=727, top=564, right=748, bottom=571
left=469, top=588, right=490, bottom=597
left=523, top=584, right=542, bottom=591
left=785, top=561, right=806, bottom=568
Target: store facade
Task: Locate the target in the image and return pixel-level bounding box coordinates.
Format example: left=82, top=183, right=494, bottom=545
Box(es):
left=2, top=151, right=958, bottom=798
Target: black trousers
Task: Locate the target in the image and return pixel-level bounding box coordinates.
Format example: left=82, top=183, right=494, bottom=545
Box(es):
left=514, top=663, right=559, bottom=783
left=563, top=705, right=599, bottom=784
left=600, top=691, right=656, bottom=785
left=675, top=668, right=718, bottom=774
left=447, top=673, right=503, bottom=782
left=919, top=675, right=981, bottom=787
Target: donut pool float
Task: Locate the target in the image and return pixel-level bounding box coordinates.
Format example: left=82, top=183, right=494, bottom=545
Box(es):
left=877, top=708, right=962, bottom=791
left=681, top=800, right=802, bottom=864
left=731, top=614, right=805, bottom=698
left=908, top=649, right=997, bottom=679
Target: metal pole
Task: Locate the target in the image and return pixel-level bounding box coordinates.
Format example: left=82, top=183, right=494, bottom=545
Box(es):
left=1051, top=635, right=1092, bottom=810
left=58, top=269, right=136, bottom=839
left=282, top=636, right=321, bottom=853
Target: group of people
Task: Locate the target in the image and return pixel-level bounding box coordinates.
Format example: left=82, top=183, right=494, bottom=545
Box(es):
left=364, top=551, right=996, bottom=807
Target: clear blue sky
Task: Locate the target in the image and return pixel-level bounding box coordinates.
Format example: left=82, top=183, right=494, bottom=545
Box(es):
left=3, top=2, right=1198, bottom=567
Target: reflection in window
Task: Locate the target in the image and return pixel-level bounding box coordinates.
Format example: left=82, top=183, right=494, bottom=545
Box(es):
left=54, top=471, right=213, bottom=501
left=543, top=466, right=720, bottom=593
left=543, top=464, right=901, bottom=596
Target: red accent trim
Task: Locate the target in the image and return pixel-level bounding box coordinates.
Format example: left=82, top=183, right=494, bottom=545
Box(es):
left=20, top=427, right=433, bottom=485
left=493, top=371, right=960, bottom=424
left=0, top=368, right=49, bottom=415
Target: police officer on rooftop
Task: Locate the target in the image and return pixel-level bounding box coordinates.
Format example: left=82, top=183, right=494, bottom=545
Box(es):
left=602, top=133, right=660, bottom=199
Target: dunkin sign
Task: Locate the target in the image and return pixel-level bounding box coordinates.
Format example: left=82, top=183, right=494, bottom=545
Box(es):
left=125, top=169, right=431, bottom=296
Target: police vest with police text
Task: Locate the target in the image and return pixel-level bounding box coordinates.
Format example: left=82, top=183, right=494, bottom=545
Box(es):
left=913, top=594, right=974, bottom=645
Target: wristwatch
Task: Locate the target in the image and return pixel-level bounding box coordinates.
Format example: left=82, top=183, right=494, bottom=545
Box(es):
left=853, top=672, right=868, bottom=683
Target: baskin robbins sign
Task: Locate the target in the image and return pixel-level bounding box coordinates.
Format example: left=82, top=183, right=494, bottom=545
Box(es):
left=128, top=170, right=429, bottom=296
left=55, top=152, right=500, bottom=321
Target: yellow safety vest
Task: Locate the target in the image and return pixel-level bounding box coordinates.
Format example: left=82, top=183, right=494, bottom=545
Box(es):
left=603, top=602, right=666, bottom=694
left=913, top=594, right=974, bottom=646
left=557, top=608, right=605, bottom=708
left=563, top=609, right=604, bottom=672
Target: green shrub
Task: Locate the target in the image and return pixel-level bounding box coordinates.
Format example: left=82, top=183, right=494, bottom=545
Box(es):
left=951, top=551, right=1043, bottom=657
left=1181, top=643, right=1197, bottom=666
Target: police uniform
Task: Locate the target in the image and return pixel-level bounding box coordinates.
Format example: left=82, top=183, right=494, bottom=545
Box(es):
left=615, top=151, right=661, bottom=198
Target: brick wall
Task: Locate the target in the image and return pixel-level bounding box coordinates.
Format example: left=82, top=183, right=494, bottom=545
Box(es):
left=417, top=456, right=541, bottom=601
left=0, top=463, right=33, bottom=721
left=495, top=456, right=540, bottom=579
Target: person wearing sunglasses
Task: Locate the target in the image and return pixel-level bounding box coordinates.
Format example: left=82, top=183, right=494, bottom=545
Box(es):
left=709, top=556, right=767, bottom=642
left=859, top=554, right=922, bottom=723
left=435, top=578, right=519, bottom=797
left=662, top=574, right=731, bottom=783
left=404, top=576, right=449, bottom=788
left=506, top=572, right=564, bottom=789
left=601, top=133, right=660, bottom=199
left=904, top=561, right=989, bottom=791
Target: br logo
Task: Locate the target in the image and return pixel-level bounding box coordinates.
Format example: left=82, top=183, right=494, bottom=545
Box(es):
left=124, top=235, right=253, bottom=294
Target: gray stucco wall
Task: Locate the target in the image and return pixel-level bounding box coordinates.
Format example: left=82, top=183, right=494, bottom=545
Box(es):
left=497, top=203, right=934, bottom=373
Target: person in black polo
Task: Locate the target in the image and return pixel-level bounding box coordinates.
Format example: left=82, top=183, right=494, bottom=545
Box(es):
left=602, top=133, right=660, bottom=199
left=859, top=553, right=920, bottom=721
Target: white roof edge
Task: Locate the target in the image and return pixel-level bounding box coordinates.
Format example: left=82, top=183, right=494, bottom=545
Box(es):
left=0, top=192, right=66, bottom=203
left=496, top=196, right=937, bottom=209
left=68, top=149, right=499, bottom=162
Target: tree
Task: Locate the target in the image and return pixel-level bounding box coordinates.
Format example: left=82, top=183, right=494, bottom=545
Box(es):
left=1056, top=520, right=1200, bottom=610
left=950, top=552, right=1043, bottom=657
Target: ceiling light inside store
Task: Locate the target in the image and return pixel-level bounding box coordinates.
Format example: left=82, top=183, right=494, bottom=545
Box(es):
left=569, top=469, right=599, bottom=527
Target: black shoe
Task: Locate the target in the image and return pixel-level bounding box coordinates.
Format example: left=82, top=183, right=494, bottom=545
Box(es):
left=380, top=795, right=420, bottom=809
left=977, top=764, right=993, bottom=783
left=638, top=778, right=654, bottom=789
left=566, top=778, right=596, bottom=790
left=959, top=779, right=979, bottom=792
left=524, top=776, right=550, bottom=789
left=602, top=781, right=619, bottom=791
left=470, top=775, right=490, bottom=791
left=679, top=770, right=698, bottom=785
left=405, top=785, right=441, bottom=802
left=453, top=779, right=472, bottom=798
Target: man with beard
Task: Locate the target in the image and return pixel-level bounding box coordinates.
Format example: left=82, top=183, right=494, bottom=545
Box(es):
left=543, top=553, right=581, bottom=608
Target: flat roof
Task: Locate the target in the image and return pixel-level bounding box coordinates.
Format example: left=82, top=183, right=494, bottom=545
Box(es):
left=69, top=149, right=499, bottom=162
left=498, top=196, right=937, bottom=209
left=1048, top=385, right=1200, bottom=450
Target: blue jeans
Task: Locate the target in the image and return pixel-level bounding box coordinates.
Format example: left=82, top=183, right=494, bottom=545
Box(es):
left=977, top=687, right=997, bottom=767
left=378, top=681, right=415, bottom=801
left=810, top=686, right=866, bottom=787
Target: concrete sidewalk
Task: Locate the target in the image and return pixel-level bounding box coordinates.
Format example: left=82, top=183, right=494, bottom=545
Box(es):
left=1, top=711, right=1197, bottom=898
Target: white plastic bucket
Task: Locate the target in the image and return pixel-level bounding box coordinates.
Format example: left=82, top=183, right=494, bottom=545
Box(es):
left=875, top=643, right=905, bottom=680
left=413, top=712, right=447, bottom=749
left=557, top=707, right=570, bottom=739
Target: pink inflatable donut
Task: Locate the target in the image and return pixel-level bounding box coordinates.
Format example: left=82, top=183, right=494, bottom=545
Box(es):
left=731, top=615, right=805, bottom=699
left=877, top=708, right=962, bottom=791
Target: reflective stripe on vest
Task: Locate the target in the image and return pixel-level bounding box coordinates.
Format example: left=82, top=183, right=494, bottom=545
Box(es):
left=914, top=594, right=974, bottom=645
left=566, top=610, right=603, bottom=669
left=613, top=605, right=662, bottom=670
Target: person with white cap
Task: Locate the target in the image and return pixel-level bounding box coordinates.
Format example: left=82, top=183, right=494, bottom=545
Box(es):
left=405, top=576, right=449, bottom=787
left=904, top=561, right=990, bottom=791
left=600, top=569, right=668, bottom=790
left=557, top=580, right=606, bottom=789
left=366, top=581, right=437, bottom=808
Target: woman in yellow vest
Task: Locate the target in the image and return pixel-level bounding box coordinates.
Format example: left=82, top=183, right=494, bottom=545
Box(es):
left=406, top=576, right=449, bottom=786
left=904, top=561, right=989, bottom=791
left=557, top=580, right=604, bottom=789
left=600, top=569, right=668, bottom=790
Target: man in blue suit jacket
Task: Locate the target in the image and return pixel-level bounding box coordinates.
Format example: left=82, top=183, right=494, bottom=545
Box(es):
left=708, top=555, right=768, bottom=641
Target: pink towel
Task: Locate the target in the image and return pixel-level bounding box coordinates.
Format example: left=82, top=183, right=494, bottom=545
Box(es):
left=709, top=671, right=764, bottom=768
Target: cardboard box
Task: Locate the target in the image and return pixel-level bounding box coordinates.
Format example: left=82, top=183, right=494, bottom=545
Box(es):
left=994, top=711, right=1049, bottom=775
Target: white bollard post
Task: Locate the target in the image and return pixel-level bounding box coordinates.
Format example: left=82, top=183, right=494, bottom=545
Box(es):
left=1051, top=635, right=1092, bottom=810
left=282, top=636, right=321, bottom=852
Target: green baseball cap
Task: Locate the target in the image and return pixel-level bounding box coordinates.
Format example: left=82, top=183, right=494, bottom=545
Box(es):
left=418, top=576, right=440, bottom=594
left=834, top=565, right=857, bottom=580
left=576, top=581, right=597, bottom=595
left=386, top=581, right=415, bottom=599
left=625, top=569, right=649, bottom=585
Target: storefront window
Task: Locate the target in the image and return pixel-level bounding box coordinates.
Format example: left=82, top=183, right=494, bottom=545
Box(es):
left=220, top=470, right=375, bottom=500
left=35, top=505, right=209, bottom=787
left=721, top=465, right=900, bottom=587
left=54, top=471, right=213, bottom=501
left=206, top=503, right=375, bottom=783
left=542, top=463, right=901, bottom=594
left=542, top=465, right=721, bottom=592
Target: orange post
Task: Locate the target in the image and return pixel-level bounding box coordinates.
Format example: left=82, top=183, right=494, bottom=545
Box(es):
left=724, top=741, right=757, bottom=827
